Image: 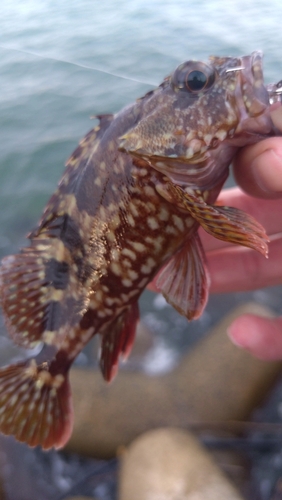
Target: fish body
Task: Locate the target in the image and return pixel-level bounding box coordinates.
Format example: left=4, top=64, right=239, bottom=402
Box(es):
left=0, top=51, right=279, bottom=449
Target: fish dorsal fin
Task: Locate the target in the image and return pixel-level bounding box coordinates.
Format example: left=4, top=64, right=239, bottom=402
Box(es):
left=156, top=233, right=210, bottom=320
left=100, top=302, right=139, bottom=382
left=93, top=113, right=114, bottom=128
left=158, top=182, right=269, bottom=257
left=0, top=116, right=116, bottom=349
left=66, top=114, right=114, bottom=172
left=30, top=115, right=114, bottom=238
left=0, top=239, right=87, bottom=349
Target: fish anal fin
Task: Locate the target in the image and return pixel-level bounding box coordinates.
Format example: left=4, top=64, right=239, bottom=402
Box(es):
left=100, top=302, right=140, bottom=382
left=156, top=233, right=210, bottom=320
left=0, top=358, right=73, bottom=450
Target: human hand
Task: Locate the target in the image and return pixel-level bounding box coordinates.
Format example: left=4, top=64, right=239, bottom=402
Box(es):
left=150, top=107, right=282, bottom=360
left=203, top=106, right=282, bottom=360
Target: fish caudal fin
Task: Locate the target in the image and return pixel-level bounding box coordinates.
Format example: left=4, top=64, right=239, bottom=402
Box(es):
left=100, top=302, right=139, bottom=382
left=0, top=358, right=73, bottom=449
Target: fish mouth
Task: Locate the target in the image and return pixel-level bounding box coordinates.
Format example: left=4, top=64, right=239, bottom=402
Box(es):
left=238, top=51, right=269, bottom=116
left=267, top=80, right=282, bottom=105
left=231, top=51, right=274, bottom=137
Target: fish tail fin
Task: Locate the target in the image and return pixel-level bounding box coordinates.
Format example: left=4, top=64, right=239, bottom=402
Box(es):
left=0, top=357, right=73, bottom=449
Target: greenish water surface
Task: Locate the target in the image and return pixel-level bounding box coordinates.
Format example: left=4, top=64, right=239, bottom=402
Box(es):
left=0, top=0, right=282, bottom=362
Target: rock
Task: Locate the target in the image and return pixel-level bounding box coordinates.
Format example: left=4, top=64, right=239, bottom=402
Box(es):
left=119, top=428, right=244, bottom=500
left=66, top=303, right=282, bottom=457
left=64, top=497, right=98, bottom=500
left=127, top=320, right=154, bottom=361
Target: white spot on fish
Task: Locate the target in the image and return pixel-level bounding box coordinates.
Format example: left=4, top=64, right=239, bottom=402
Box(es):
left=165, top=226, right=178, bottom=235
left=147, top=217, right=159, bottom=230
left=122, top=279, right=133, bottom=287
left=144, top=185, right=155, bottom=197
left=172, top=214, right=185, bottom=232
left=126, top=213, right=135, bottom=227
left=128, top=269, right=138, bottom=280
left=121, top=248, right=137, bottom=260
left=110, top=262, right=122, bottom=276
left=44, top=331, right=56, bottom=344
left=130, top=241, right=146, bottom=253
left=158, top=207, right=169, bottom=221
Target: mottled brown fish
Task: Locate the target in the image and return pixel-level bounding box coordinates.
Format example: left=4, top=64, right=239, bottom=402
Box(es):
left=0, top=51, right=280, bottom=450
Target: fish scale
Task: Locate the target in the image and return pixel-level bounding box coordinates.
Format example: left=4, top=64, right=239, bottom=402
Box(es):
left=0, top=51, right=280, bottom=449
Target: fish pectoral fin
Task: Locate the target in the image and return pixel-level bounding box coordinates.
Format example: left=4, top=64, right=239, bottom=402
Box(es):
left=0, top=240, right=85, bottom=350
left=195, top=203, right=269, bottom=256
left=100, top=302, right=140, bottom=382
left=160, top=183, right=269, bottom=257
left=156, top=233, right=210, bottom=320
left=0, top=358, right=73, bottom=450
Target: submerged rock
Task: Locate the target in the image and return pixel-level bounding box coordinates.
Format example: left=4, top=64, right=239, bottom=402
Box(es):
left=67, top=303, right=282, bottom=457
left=65, top=497, right=98, bottom=500
left=119, top=428, right=244, bottom=500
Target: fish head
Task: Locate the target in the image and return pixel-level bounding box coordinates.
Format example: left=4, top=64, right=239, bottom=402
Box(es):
left=120, top=51, right=274, bottom=188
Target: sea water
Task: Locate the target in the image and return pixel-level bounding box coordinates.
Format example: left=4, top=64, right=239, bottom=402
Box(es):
left=0, top=0, right=282, bottom=360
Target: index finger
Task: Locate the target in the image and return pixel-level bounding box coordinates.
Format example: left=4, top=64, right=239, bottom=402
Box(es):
left=233, top=107, right=282, bottom=199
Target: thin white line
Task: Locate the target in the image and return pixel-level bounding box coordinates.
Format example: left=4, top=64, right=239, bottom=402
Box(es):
left=0, top=45, right=157, bottom=86
left=225, top=66, right=245, bottom=73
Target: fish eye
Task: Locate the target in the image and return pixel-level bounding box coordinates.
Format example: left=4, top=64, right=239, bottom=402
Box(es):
left=171, top=61, right=216, bottom=94
left=186, top=70, right=208, bottom=91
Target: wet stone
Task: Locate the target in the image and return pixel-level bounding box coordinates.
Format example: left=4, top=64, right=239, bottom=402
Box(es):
left=119, top=428, right=244, bottom=500
left=65, top=497, right=99, bottom=500
left=67, top=302, right=282, bottom=458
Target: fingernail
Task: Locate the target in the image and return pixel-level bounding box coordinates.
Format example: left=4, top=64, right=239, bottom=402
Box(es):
left=227, top=325, right=244, bottom=348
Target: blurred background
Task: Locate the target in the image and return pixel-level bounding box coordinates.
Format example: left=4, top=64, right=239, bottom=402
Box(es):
left=1, top=1, right=282, bottom=499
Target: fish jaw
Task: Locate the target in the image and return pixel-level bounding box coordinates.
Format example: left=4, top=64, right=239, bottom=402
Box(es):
left=230, top=51, right=273, bottom=137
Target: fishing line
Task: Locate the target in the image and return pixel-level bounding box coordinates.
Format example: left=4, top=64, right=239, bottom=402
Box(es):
left=0, top=44, right=157, bottom=86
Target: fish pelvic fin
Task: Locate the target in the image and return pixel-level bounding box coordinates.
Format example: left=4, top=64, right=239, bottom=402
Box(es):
left=100, top=302, right=139, bottom=382
left=156, top=233, right=210, bottom=320
left=0, top=357, right=73, bottom=450
left=165, top=184, right=269, bottom=257
left=0, top=238, right=85, bottom=349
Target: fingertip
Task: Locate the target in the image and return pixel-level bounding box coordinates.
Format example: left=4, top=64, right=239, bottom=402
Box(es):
left=250, top=149, right=282, bottom=198
left=233, top=139, right=282, bottom=199
left=227, top=314, right=282, bottom=360
left=270, top=105, right=282, bottom=130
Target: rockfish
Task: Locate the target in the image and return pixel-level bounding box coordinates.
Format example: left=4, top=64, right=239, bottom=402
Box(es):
left=0, top=51, right=280, bottom=450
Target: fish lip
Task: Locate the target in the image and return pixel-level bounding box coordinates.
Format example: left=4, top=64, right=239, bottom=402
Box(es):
left=241, top=50, right=263, bottom=78
left=239, top=51, right=269, bottom=112
left=250, top=50, right=264, bottom=70
left=231, top=51, right=273, bottom=136
left=266, top=80, right=282, bottom=105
